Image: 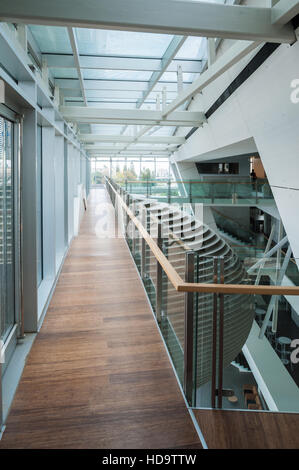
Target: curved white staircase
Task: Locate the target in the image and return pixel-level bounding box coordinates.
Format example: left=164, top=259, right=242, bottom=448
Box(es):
left=130, top=197, right=255, bottom=388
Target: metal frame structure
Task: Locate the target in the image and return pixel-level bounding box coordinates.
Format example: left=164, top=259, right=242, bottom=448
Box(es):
left=0, top=0, right=296, bottom=42
left=1, top=0, right=297, bottom=166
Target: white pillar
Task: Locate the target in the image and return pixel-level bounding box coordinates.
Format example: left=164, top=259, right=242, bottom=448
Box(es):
left=42, top=57, right=49, bottom=84
left=54, top=85, right=60, bottom=106
left=208, top=38, right=216, bottom=67
left=16, top=24, right=27, bottom=51
left=162, top=86, right=167, bottom=111
left=177, top=65, right=183, bottom=94
left=156, top=93, right=161, bottom=111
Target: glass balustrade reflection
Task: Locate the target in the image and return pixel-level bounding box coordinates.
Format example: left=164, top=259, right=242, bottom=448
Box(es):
left=115, top=178, right=273, bottom=205
left=0, top=117, right=15, bottom=342
left=105, top=178, right=299, bottom=414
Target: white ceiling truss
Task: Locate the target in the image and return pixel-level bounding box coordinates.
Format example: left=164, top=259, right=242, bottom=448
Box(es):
left=1, top=0, right=298, bottom=159
left=0, top=0, right=296, bottom=42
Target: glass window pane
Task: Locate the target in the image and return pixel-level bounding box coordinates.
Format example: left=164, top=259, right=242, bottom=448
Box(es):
left=4, top=120, right=14, bottom=336
left=37, top=125, right=43, bottom=287
left=0, top=117, right=4, bottom=337
left=29, top=25, right=72, bottom=54
left=175, top=36, right=206, bottom=59
left=90, top=124, right=124, bottom=135
left=50, top=68, right=79, bottom=79
left=85, top=90, right=143, bottom=100
left=159, top=71, right=194, bottom=83
left=82, top=70, right=152, bottom=81
left=84, top=102, right=137, bottom=109
left=76, top=29, right=173, bottom=57
left=0, top=116, right=15, bottom=340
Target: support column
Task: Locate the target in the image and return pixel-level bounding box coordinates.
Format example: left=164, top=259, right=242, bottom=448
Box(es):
left=177, top=65, right=183, bottom=94
left=22, top=109, right=38, bottom=332
left=42, top=126, right=56, bottom=281
left=16, top=24, right=27, bottom=51
left=208, top=38, right=216, bottom=67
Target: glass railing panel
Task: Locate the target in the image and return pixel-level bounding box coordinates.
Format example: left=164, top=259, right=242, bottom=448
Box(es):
left=192, top=255, right=299, bottom=412
left=212, top=209, right=258, bottom=245
left=218, top=256, right=298, bottom=412
left=160, top=240, right=188, bottom=388
left=220, top=291, right=299, bottom=413
left=112, top=177, right=274, bottom=205
left=192, top=256, right=215, bottom=408
left=125, top=198, right=156, bottom=306
left=256, top=180, right=273, bottom=199
left=122, top=192, right=189, bottom=389
left=127, top=180, right=150, bottom=197
left=185, top=181, right=249, bottom=204
left=191, top=255, right=253, bottom=408
left=106, top=179, right=299, bottom=413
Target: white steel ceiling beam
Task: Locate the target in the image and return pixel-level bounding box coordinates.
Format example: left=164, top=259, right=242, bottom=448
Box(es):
left=87, top=148, right=170, bottom=153
left=89, top=154, right=169, bottom=162
left=136, top=35, right=186, bottom=108
left=44, top=54, right=204, bottom=73
left=72, top=119, right=200, bottom=127
left=0, top=0, right=295, bottom=43
left=67, top=27, right=87, bottom=105
left=120, top=35, right=186, bottom=137
left=87, top=151, right=171, bottom=156
left=60, top=106, right=206, bottom=126
left=84, top=145, right=175, bottom=151
left=163, top=40, right=260, bottom=117
left=272, top=0, right=299, bottom=25
left=79, top=134, right=185, bottom=144
left=55, top=79, right=191, bottom=92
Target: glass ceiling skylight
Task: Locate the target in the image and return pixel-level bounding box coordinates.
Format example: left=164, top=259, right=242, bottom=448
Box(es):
left=30, top=25, right=72, bottom=54
left=82, top=70, right=153, bottom=81
left=75, top=29, right=174, bottom=57
left=29, top=24, right=208, bottom=155
left=175, top=36, right=206, bottom=60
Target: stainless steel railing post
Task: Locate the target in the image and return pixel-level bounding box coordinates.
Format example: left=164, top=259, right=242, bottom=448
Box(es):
left=184, top=251, right=195, bottom=406
left=156, top=221, right=163, bottom=323
left=217, top=257, right=225, bottom=409
left=141, top=207, right=146, bottom=279
left=132, top=200, right=136, bottom=255
left=125, top=193, right=130, bottom=238
left=211, top=257, right=218, bottom=409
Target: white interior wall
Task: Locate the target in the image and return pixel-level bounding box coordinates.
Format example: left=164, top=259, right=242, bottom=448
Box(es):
left=173, top=40, right=299, bottom=261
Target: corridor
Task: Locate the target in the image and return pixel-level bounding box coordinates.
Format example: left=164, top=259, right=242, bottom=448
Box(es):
left=0, top=188, right=201, bottom=449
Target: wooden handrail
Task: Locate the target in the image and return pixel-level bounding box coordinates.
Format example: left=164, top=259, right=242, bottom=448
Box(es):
left=117, top=179, right=267, bottom=185
left=115, top=186, right=183, bottom=290
left=177, top=282, right=299, bottom=296
left=105, top=178, right=299, bottom=296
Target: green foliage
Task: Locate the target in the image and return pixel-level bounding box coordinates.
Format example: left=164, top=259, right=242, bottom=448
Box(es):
left=140, top=168, right=155, bottom=181
left=115, top=169, right=137, bottom=183
left=92, top=167, right=109, bottom=184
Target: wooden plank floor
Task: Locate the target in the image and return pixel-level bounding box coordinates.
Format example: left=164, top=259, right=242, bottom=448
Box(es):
left=193, top=409, right=299, bottom=449
left=0, top=188, right=201, bottom=449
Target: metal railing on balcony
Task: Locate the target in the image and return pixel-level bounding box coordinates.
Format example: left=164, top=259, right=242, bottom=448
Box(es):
left=115, top=177, right=273, bottom=205
left=105, top=177, right=299, bottom=413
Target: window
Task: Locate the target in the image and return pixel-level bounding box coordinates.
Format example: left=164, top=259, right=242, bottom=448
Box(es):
left=196, top=162, right=239, bottom=175
left=37, top=125, right=43, bottom=286
left=0, top=116, right=15, bottom=340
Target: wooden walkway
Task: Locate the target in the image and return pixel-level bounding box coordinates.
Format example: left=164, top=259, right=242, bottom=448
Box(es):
left=193, top=409, right=299, bottom=449
left=0, top=188, right=201, bottom=449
